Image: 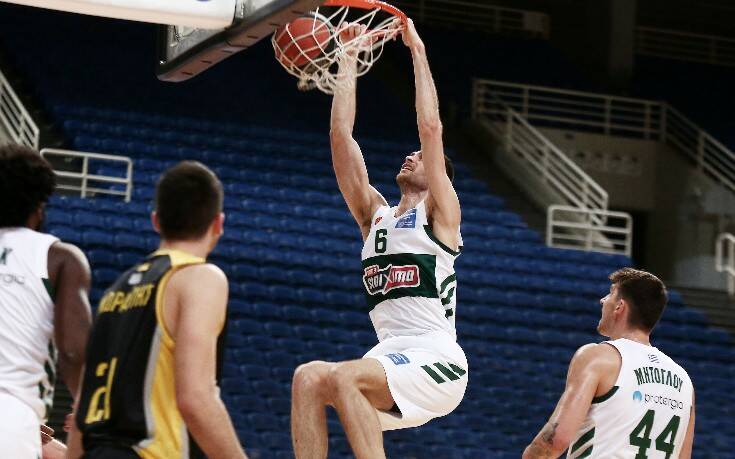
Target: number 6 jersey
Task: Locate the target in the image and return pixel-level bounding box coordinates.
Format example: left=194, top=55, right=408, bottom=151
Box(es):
left=361, top=201, right=462, bottom=342
left=567, top=338, right=693, bottom=459
left=77, top=249, right=227, bottom=459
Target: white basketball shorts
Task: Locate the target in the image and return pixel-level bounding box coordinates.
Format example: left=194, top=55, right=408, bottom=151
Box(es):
left=0, top=391, right=42, bottom=458
left=364, top=330, right=468, bottom=431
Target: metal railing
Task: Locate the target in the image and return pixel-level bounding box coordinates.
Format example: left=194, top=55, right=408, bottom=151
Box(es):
left=715, top=232, right=735, bottom=296
left=636, top=26, right=735, bottom=67
left=0, top=68, right=39, bottom=149
left=547, top=205, right=632, bottom=257
left=473, top=79, right=735, bottom=194
left=473, top=81, right=609, bottom=213
left=663, top=106, right=735, bottom=193
left=392, top=0, right=549, bottom=37
left=40, top=149, right=133, bottom=202
left=474, top=79, right=665, bottom=139
left=473, top=80, right=635, bottom=255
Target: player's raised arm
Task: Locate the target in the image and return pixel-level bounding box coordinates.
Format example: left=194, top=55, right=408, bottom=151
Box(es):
left=402, top=19, right=460, bottom=244
left=172, top=264, right=247, bottom=459
left=330, top=23, right=387, bottom=239
left=523, top=344, right=610, bottom=459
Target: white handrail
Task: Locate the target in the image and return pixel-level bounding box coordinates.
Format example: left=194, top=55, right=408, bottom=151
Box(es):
left=663, top=106, right=735, bottom=193
left=548, top=205, right=632, bottom=257
left=473, top=80, right=609, bottom=214
left=473, top=79, right=735, bottom=194
left=392, top=0, right=549, bottom=37
left=0, top=68, right=39, bottom=149
left=40, top=148, right=133, bottom=202
left=473, top=80, right=635, bottom=255
left=636, top=26, right=735, bottom=67
left=715, top=232, right=735, bottom=297
left=474, top=79, right=663, bottom=139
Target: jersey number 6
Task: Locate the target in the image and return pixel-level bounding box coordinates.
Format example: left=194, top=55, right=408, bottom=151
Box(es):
left=375, top=229, right=388, bottom=254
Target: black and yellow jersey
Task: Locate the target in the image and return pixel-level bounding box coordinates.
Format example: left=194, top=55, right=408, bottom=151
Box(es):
left=77, top=249, right=227, bottom=458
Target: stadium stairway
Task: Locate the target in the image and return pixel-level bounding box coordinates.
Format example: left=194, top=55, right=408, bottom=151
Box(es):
left=37, top=105, right=735, bottom=458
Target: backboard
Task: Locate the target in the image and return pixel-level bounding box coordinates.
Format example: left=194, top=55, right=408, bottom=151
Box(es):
left=0, top=0, right=324, bottom=82
left=157, top=0, right=325, bottom=82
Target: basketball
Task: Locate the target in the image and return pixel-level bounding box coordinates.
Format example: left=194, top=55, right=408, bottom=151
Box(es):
left=274, top=13, right=333, bottom=68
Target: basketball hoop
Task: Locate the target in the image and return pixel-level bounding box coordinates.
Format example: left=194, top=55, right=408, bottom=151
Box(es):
left=272, top=0, right=407, bottom=95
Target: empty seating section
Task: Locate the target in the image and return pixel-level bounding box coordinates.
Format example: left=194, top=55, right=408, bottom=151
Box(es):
left=1, top=3, right=732, bottom=456
left=42, top=105, right=734, bottom=458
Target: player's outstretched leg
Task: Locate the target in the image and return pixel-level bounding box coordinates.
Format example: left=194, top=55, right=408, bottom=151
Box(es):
left=291, top=361, right=331, bottom=458
left=291, top=359, right=394, bottom=459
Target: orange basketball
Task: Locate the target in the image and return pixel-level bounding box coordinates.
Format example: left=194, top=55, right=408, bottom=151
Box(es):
left=274, top=13, right=333, bottom=68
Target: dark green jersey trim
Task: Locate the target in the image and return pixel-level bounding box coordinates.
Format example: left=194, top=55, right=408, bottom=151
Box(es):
left=441, top=287, right=455, bottom=305
left=421, top=365, right=445, bottom=384
left=570, top=427, right=595, bottom=454
left=439, top=274, right=457, bottom=293
left=434, top=363, right=460, bottom=381
left=592, top=385, right=619, bottom=404
left=448, top=363, right=466, bottom=376
left=42, top=278, right=55, bottom=300
left=575, top=445, right=593, bottom=459
left=0, top=247, right=10, bottom=265
left=423, top=225, right=461, bottom=256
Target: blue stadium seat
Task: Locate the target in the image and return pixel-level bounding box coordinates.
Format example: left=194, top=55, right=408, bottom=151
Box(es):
left=264, top=321, right=292, bottom=338
left=246, top=413, right=281, bottom=431
left=114, top=233, right=149, bottom=251
left=35, top=90, right=735, bottom=456
left=82, top=229, right=112, bottom=247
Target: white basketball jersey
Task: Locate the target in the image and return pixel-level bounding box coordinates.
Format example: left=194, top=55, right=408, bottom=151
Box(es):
left=361, top=201, right=461, bottom=342
left=0, top=227, right=59, bottom=421
left=567, top=338, right=693, bottom=459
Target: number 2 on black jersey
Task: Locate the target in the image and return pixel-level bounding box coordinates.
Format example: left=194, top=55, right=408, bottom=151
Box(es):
left=84, top=357, right=118, bottom=424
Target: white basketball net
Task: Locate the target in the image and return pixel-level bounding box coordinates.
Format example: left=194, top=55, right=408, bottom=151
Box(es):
left=272, top=4, right=404, bottom=95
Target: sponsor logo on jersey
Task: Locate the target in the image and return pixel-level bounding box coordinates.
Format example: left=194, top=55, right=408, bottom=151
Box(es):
left=0, top=247, right=11, bottom=265
left=395, top=209, right=417, bottom=229
left=633, top=391, right=685, bottom=411
left=633, top=366, right=684, bottom=392
left=128, top=272, right=143, bottom=285
left=363, top=264, right=420, bottom=295
left=386, top=353, right=411, bottom=365
left=374, top=216, right=383, bottom=225
left=98, top=284, right=155, bottom=314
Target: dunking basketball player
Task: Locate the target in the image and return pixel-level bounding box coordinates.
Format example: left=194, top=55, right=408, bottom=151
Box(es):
left=0, top=145, right=92, bottom=459
left=523, top=269, right=695, bottom=458
left=291, top=20, right=467, bottom=458
left=67, top=162, right=247, bottom=458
